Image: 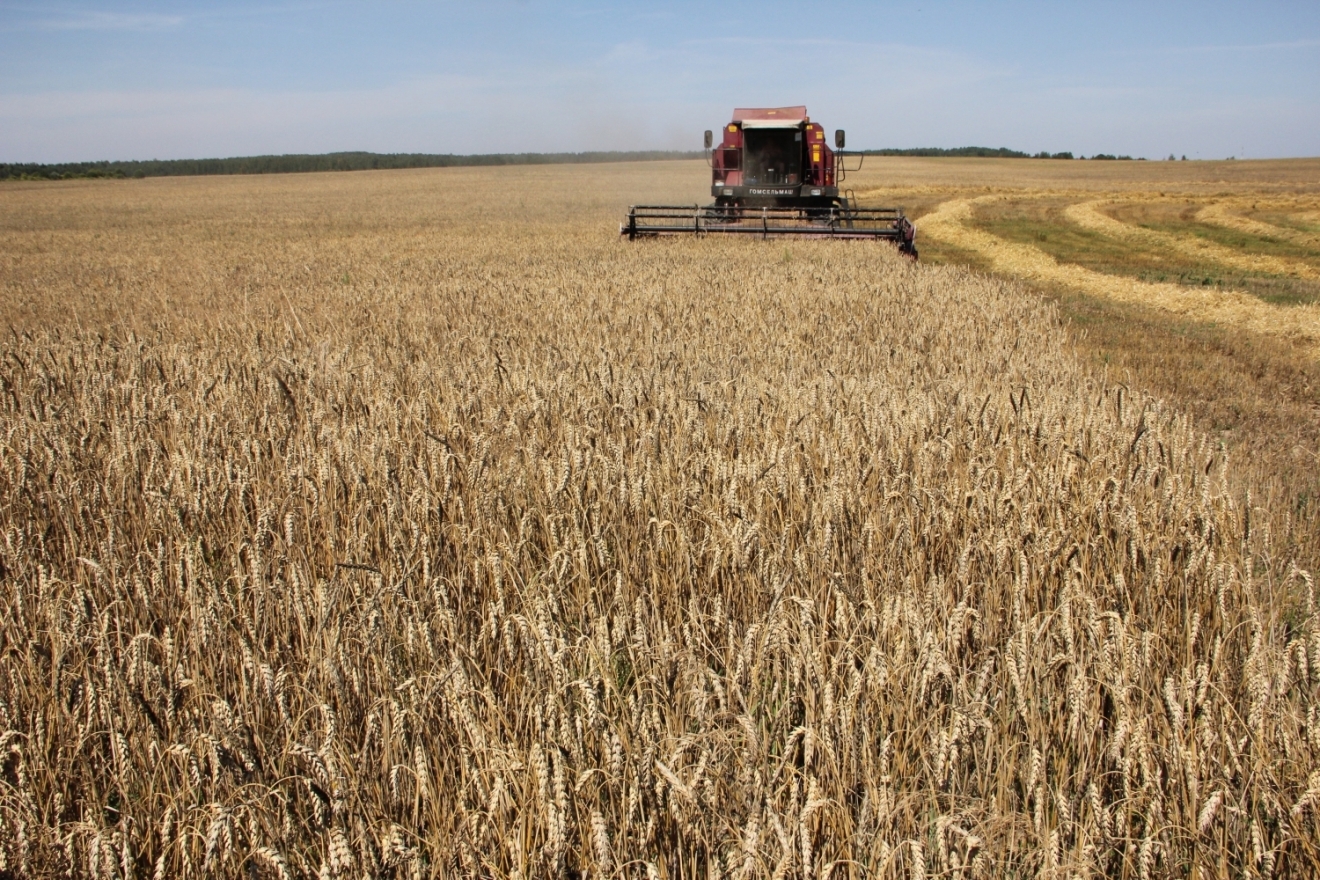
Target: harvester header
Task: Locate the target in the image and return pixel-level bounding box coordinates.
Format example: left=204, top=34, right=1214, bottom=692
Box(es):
left=622, top=105, right=916, bottom=255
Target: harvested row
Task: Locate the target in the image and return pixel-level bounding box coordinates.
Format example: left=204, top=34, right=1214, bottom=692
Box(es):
left=1198, top=201, right=1320, bottom=249
left=919, top=196, right=1320, bottom=356
left=0, top=224, right=1316, bottom=879
left=1063, top=200, right=1319, bottom=280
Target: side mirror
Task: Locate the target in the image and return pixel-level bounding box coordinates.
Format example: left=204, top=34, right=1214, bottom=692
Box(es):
left=704, top=130, right=713, bottom=150
left=834, top=129, right=846, bottom=149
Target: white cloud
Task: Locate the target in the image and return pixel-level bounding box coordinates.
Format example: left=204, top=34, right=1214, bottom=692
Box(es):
left=28, top=11, right=185, bottom=31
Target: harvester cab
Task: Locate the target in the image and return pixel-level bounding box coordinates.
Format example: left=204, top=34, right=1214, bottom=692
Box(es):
left=622, top=106, right=915, bottom=256
left=711, top=107, right=833, bottom=207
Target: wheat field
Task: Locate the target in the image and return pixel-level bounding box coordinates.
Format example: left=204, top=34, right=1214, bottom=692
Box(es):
left=1, top=162, right=1317, bottom=878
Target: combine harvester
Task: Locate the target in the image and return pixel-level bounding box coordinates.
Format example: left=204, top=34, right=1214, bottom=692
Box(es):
left=622, top=106, right=916, bottom=257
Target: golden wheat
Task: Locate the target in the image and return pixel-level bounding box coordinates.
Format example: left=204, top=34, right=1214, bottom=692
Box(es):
left=0, top=163, right=1316, bottom=878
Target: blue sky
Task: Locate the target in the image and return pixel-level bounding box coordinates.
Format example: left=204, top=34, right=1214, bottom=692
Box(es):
left=1, top=1, right=1317, bottom=162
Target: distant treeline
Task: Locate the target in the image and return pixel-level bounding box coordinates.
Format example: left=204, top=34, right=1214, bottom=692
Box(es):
left=863, top=147, right=1147, bottom=160
left=2, top=146, right=1149, bottom=181
left=862, top=147, right=1078, bottom=159
left=0, top=150, right=706, bottom=181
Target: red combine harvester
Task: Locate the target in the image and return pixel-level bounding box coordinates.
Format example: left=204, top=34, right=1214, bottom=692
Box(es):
left=622, top=106, right=916, bottom=256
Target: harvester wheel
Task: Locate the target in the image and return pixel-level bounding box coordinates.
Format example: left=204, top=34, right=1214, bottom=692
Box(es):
left=704, top=203, right=740, bottom=223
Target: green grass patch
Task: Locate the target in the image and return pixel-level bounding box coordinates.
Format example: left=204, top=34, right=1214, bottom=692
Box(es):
left=916, top=237, right=991, bottom=270
left=1257, top=213, right=1320, bottom=236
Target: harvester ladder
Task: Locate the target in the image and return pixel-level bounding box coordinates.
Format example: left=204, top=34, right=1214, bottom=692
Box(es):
left=843, top=190, right=858, bottom=229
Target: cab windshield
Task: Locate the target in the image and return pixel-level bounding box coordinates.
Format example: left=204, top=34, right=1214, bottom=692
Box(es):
left=742, top=128, right=802, bottom=185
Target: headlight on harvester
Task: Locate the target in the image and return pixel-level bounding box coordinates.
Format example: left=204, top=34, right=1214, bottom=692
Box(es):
left=723, top=188, right=733, bottom=196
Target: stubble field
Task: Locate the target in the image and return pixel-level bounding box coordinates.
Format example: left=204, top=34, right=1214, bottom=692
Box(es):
left=0, top=159, right=1318, bottom=878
